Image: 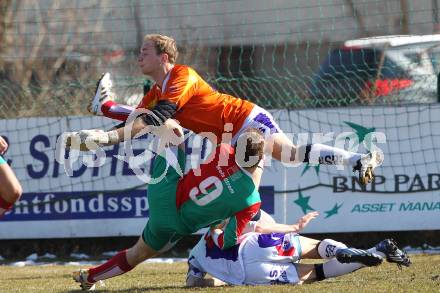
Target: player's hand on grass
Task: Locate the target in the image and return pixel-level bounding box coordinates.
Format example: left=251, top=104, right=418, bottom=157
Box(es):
left=296, top=211, right=319, bottom=232
left=0, top=136, right=8, bottom=155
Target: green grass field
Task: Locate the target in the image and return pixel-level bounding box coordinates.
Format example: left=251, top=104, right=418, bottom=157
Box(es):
left=1, top=254, right=439, bottom=292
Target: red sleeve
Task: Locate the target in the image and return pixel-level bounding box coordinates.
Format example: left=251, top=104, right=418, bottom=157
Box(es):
left=212, top=202, right=261, bottom=249
left=101, top=101, right=134, bottom=121
left=100, top=86, right=159, bottom=122
left=231, top=202, right=262, bottom=240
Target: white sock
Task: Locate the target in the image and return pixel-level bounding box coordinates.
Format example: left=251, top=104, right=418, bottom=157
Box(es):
left=298, top=144, right=361, bottom=166
left=317, top=239, right=347, bottom=259
left=322, top=258, right=364, bottom=278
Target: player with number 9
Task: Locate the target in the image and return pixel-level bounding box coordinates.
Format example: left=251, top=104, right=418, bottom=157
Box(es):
left=73, top=127, right=267, bottom=290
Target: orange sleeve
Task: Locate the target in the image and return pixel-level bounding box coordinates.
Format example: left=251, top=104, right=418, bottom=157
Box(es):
left=137, top=87, right=158, bottom=109
left=160, top=66, right=197, bottom=110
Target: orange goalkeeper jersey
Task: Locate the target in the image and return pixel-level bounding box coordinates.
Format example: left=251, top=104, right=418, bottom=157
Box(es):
left=137, top=64, right=255, bottom=141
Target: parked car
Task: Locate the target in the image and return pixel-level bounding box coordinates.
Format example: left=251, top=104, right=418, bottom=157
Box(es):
left=308, top=35, right=440, bottom=107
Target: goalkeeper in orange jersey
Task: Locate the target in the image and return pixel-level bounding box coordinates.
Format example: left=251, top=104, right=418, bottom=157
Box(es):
left=0, top=136, right=22, bottom=218
left=89, top=34, right=382, bottom=185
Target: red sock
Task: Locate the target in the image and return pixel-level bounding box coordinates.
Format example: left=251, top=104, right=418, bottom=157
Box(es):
left=0, top=196, right=13, bottom=217
left=101, top=100, right=132, bottom=121
left=87, top=250, right=133, bottom=282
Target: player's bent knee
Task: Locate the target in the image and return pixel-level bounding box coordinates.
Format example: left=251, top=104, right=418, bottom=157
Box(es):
left=0, top=165, right=23, bottom=203
left=10, top=184, right=22, bottom=202
left=0, top=183, right=22, bottom=205
left=295, top=263, right=318, bottom=284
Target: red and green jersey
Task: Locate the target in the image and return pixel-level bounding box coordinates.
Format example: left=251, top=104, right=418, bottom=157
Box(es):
left=176, top=143, right=261, bottom=249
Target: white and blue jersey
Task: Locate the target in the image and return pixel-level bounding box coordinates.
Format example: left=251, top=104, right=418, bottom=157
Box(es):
left=188, top=232, right=246, bottom=285
left=231, top=105, right=281, bottom=145
left=188, top=231, right=302, bottom=285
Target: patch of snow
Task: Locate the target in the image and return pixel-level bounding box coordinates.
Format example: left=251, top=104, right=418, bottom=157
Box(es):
left=143, top=258, right=186, bottom=263
left=70, top=253, right=90, bottom=259
left=26, top=253, right=38, bottom=261
left=11, top=260, right=36, bottom=267
left=39, top=253, right=57, bottom=259
left=102, top=251, right=117, bottom=257
left=404, top=245, right=440, bottom=255
left=66, top=261, right=104, bottom=266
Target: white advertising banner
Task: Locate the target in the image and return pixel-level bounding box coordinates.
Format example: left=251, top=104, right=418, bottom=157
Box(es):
left=269, top=105, right=440, bottom=233
left=0, top=104, right=439, bottom=239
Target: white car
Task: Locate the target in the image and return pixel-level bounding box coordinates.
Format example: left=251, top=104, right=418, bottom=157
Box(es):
left=309, top=34, right=440, bottom=106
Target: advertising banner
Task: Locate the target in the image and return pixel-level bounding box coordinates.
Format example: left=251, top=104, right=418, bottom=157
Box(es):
left=1, top=105, right=439, bottom=238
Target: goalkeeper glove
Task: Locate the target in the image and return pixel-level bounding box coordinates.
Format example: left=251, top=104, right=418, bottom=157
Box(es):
left=65, top=129, right=119, bottom=151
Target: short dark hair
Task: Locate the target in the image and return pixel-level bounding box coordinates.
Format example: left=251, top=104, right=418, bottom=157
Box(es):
left=234, top=128, right=264, bottom=168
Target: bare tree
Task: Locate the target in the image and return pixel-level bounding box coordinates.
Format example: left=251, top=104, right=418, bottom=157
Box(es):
left=134, top=0, right=143, bottom=51
left=344, top=0, right=369, bottom=37
left=400, top=0, right=409, bottom=34
left=0, top=0, right=108, bottom=118
left=0, top=0, right=14, bottom=69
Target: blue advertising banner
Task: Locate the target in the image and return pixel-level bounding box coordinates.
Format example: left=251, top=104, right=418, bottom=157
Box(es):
left=2, top=186, right=274, bottom=222
left=2, top=106, right=440, bottom=239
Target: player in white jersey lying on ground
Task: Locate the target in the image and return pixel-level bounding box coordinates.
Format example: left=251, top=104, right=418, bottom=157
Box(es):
left=186, top=212, right=411, bottom=287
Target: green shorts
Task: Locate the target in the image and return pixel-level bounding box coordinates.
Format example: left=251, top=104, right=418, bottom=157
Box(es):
left=0, top=155, right=6, bottom=165
left=142, top=147, right=186, bottom=252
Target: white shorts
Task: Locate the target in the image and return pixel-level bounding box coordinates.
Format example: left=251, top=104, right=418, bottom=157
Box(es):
left=232, top=105, right=281, bottom=145
left=240, top=232, right=301, bottom=285
left=243, top=260, right=299, bottom=285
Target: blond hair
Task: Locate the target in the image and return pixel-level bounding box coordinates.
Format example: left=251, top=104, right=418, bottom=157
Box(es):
left=144, top=34, right=178, bottom=64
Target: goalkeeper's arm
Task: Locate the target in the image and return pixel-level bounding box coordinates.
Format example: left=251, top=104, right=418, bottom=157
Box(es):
left=66, top=101, right=182, bottom=151
left=66, top=117, right=183, bottom=151
left=113, top=99, right=178, bottom=141
left=110, top=96, right=178, bottom=137
left=108, top=99, right=177, bottom=135
left=108, top=99, right=177, bottom=130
